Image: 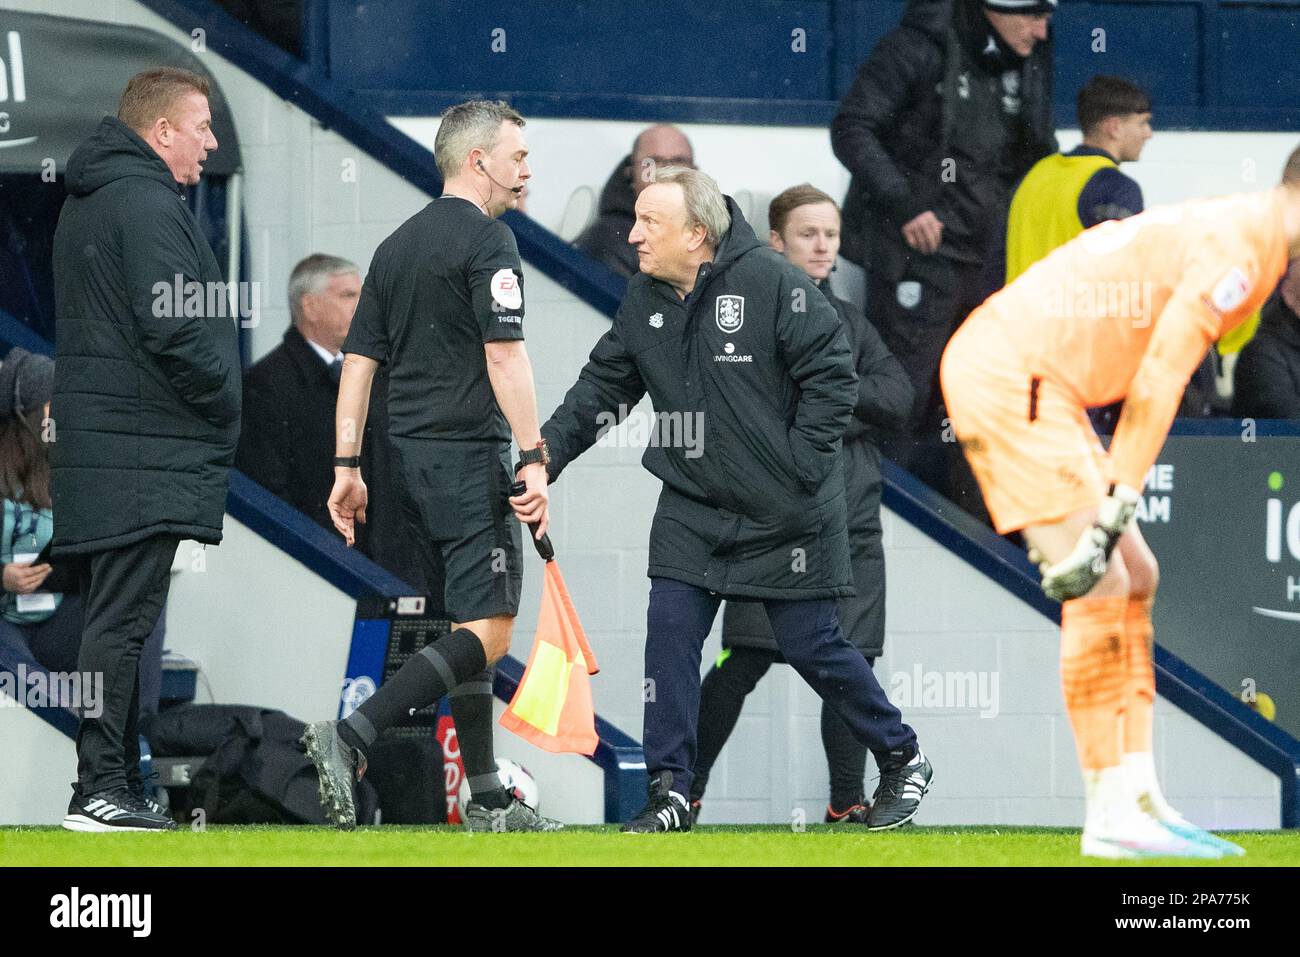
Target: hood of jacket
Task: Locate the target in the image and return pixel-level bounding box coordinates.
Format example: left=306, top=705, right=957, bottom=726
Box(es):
left=699, top=196, right=766, bottom=284
left=900, top=0, right=957, bottom=42
left=663, top=196, right=766, bottom=304
left=596, top=153, right=637, bottom=219
left=903, top=0, right=1033, bottom=68
left=65, top=116, right=181, bottom=199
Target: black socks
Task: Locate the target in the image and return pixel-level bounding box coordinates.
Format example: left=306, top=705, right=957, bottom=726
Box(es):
left=449, top=670, right=511, bottom=809
left=341, top=628, right=487, bottom=756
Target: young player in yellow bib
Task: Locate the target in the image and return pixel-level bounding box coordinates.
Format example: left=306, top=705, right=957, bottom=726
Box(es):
left=941, top=147, right=1300, bottom=858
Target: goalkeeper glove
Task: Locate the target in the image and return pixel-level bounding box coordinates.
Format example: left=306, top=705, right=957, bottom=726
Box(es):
left=1034, top=484, right=1141, bottom=602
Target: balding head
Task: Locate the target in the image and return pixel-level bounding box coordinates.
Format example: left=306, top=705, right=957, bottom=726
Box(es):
left=631, top=124, right=694, bottom=196
left=1284, top=143, right=1300, bottom=188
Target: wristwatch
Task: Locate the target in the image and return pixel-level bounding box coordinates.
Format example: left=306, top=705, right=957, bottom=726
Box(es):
left=514, top=439, right=550, bottom=474
left=333, top=456, right=361, bottom=468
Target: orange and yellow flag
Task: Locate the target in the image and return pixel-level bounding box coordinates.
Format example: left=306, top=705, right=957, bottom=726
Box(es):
left=499, top=561, right=600, bottom=755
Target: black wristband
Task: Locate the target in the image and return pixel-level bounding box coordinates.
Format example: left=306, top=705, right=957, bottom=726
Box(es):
left=334, top=456, right=361, bottom=468
left=515, top=448, right=545, bottom=473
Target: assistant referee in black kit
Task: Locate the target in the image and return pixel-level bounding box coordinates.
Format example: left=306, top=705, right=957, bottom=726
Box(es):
left=300, top=100, right=560, bottom=832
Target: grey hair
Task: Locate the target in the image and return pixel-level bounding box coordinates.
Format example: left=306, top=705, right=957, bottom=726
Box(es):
left=434, top=99, right=526, bottom=180
left=652, top=166, right=730, bottom=248
left=288, top=253, right=358, bottom=324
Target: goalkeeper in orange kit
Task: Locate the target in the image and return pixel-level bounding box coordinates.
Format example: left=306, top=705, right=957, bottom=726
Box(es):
left=941, top=147, right=1300, bottom=859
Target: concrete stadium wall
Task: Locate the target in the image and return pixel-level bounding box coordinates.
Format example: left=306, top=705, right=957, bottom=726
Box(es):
left=0, top=0, right=1283, bottom=829
left=0, top=704, right=79, bottom=825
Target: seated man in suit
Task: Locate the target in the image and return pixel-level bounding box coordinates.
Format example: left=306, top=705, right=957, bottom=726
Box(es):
left=238, top=254, right=428, bottom=591
left=238, top=254, right=356, bottom=529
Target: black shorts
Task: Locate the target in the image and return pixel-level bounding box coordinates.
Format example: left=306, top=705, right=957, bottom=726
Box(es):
left=388, top=436, right=523, bottom=621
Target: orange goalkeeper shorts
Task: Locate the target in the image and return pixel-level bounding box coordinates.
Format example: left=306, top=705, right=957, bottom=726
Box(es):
left=940, top=314, right=1109, bottom=535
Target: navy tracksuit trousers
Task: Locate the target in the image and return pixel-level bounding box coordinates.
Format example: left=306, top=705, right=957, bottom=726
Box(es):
left=643, top=576, right=916, bottom=798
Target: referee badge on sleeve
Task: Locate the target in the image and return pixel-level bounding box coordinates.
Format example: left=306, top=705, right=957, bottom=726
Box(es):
left=491, top=267, right=524, bottom=310
left=1208, top=266, right=1250, bottom=316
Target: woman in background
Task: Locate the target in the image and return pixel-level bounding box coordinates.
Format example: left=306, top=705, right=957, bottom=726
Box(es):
left=0, top=347, right=79, bottom=671
left=0, top=347, right=164, bottom=712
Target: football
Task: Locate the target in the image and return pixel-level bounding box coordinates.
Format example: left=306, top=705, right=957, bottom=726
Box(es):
left=457, top=759, right=540, bottom=813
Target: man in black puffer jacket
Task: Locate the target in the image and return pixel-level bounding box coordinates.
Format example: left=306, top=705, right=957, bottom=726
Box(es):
left=52, top=68, right=240, bottom=832
left=541, top=168, right=931, bottom=832
left=692, top=186, right=913, bottom=825
left=832, top=0, right=1056, bottom=493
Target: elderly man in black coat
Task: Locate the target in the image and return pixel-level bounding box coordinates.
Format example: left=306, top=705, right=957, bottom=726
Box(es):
left=691, top=186, right=914, bottom=825
left=540, top=168, right=931, bottom=832
left=52, top=68, right=240, bottom=831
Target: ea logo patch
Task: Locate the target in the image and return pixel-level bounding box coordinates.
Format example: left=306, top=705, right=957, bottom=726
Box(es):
left=649, top=312, right=664, bottom=328
left=491, top=267, right=523, bottom=310
left=896, top=281, right=922, bottom=310
left=716, top=295, right=744, bottom=333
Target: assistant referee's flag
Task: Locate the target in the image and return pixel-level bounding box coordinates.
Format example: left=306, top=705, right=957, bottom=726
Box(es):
left=500, top=489, right=600, bottom=755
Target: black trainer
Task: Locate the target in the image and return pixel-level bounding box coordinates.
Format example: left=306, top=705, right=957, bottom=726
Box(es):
left=825, top=798, right=872, bottom=824
left=866, top=746, right=933, bottom=831
left=129, top=772, right=168, bottom=817
left=141, top=793, right=168, bottom=817
left=622, top=771, right=690, bottom=833
left=62, top=787, right=177, bottom=832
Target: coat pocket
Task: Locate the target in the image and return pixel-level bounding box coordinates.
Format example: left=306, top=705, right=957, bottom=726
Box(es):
left=787, top=429, right=836, bottom=493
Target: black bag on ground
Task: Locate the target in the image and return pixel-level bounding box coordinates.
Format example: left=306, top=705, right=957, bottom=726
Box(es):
left=145, top=703, right=379, bottom=825
left=363, top=732, right=447, bottom=824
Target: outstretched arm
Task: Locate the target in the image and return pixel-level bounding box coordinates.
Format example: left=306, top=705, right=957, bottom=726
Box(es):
left=542, top=316, right=647, bottom=482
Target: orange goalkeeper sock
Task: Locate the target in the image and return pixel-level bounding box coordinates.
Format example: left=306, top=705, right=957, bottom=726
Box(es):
left=1060, top=596, right=1129, bottom=772
left=1122, top=597, right=1156, bottom=755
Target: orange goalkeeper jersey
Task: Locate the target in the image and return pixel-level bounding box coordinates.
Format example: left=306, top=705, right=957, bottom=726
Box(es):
left=972, top=189, right=1290, bottom=489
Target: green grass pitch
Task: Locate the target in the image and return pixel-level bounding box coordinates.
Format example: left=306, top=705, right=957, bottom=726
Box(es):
left=3, top=825, right=1298, bottom=867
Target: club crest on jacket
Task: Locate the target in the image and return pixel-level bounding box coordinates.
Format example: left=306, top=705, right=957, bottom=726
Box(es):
left=715, top=295, right=744, bottom=333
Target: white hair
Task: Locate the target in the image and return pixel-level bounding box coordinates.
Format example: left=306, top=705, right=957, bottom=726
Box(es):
left=652, top=166, right=731, bottom=247
left=288, top=253, right=358, bottom=324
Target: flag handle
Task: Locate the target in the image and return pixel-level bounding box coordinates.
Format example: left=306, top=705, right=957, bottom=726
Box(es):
left=509, top=480, right=555, bottom=562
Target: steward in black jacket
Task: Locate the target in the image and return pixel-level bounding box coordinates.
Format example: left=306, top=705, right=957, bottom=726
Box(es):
left=832, top=0, right=1056, bottom=270
left=831, top=0, right=1056, bottom=491
left=545, top=199, right=858, bottom=600
left=52, top=116, right=240, bottom=555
